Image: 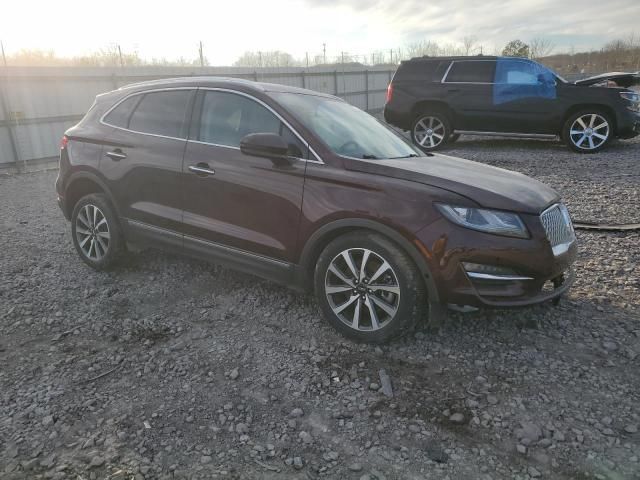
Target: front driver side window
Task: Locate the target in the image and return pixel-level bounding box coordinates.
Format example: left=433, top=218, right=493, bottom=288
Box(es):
left=198, top=91, right=306, bottom=158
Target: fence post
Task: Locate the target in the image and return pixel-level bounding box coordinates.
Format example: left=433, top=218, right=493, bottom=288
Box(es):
left=301, top=70, right=306, bottom=89
left=334, top=70, right=339, bottom=97
left=0, top=70, right=21, bottom=172
left=365, top=69, right=369, bottom=112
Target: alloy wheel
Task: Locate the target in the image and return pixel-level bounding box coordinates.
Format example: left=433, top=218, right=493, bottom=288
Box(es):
left=75, top=204, right=111, bottom=261
left=324, top=248, right=400, bottom=331
left=569, top=113, right=609, bottom=151
left=414, top=116, right=446, bottom=148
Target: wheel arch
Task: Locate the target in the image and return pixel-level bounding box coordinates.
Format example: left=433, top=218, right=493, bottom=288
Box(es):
left=64, top=172, right=118, bottom=219
left=561, top=104, right=618, bottom=135
left=411, top=100, right=453, bottom=123
left=297, top=218, right=440, bottom=303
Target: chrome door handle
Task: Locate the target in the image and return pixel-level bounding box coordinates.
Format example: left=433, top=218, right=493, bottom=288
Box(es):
left=105, top=150, right=127, bottom=161
left=188, top=164, right=216, bottom=176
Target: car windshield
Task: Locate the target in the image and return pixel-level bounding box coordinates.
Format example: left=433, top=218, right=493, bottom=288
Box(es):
left=270, top=92, right=422, bottom=159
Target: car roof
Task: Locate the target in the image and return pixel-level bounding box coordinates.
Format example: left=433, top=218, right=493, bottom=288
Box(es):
left=404, top=55, right=505, bottom=63
left=116, top=76, right=339, bottom=99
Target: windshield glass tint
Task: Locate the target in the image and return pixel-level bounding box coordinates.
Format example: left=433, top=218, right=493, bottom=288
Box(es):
left=270, top=93, right=421, bottom=159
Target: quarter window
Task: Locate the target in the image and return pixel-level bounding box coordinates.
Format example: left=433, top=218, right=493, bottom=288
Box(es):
left=128, top=90, right=192, bottom=138
left=103, top=95, right=140, bottom=129
left=445, top=61, right=496, bottom=83
left=198, top=91, right=306, bottom=158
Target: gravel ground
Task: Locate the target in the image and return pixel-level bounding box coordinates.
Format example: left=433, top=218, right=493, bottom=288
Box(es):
left=1, top=136, right=639, bottom=480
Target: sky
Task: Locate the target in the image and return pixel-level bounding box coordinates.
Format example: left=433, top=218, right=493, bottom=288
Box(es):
left=1, top=0, right=638, bottom=65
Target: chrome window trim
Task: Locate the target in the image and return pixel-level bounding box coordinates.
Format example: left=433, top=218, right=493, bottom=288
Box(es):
left=440, top=61, right=454, bottom=83
left=198, top=87, right=324, bottom=164
left=99, top=86, right=324, bottom=164
left=442, top=59, right=497, bottom=85
left=99, top=87, right=195, bottom=142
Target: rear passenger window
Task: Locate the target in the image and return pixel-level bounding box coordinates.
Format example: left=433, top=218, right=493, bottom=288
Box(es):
left=103, top=96, right=140, bottom=129
left=128, top=90, right=192, bottom=138
left=445, top=61, right=496, bottom=83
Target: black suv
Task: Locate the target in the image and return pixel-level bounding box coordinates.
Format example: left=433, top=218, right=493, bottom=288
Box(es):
left=384, top=56, right=640, bottom=153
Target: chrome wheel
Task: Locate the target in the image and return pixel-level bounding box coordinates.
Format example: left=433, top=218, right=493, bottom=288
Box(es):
left=324, top=248, right=400, bottom=331
left=569, top=113, right=609, bottom=151
left=75, top=204, right=110, bottom=261
left=414, top=116, right=446, bottom=148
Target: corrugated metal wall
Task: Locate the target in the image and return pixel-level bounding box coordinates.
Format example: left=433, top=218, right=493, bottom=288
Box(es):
left=0, top=66, right=394, bottom=170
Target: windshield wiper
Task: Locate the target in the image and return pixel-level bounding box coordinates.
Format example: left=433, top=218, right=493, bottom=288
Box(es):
left=362, top=154, right=379, bottom=159
left=390, top=153, right=419, bottom=158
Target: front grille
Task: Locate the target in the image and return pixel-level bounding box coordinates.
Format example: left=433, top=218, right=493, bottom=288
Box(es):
left=540, top=204, right=575, bottom=254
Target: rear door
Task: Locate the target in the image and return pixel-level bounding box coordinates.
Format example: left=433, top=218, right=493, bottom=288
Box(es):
left=181, top=89, right=308, bottom=264
left=100, top=89, right=195, bottom=241
left=442, top=60, right=497, bottom=131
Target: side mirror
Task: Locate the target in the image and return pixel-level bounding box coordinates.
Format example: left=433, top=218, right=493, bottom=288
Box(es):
left=240, top=133, right=289, bottom=161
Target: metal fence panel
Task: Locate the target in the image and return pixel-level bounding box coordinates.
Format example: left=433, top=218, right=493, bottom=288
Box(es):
left=0, top=66, right=395, bottom=170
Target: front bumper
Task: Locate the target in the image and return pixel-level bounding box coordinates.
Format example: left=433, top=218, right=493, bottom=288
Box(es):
left=617, top=109, right=640, bottom=139
left=415, top=214, right=577, bottom=309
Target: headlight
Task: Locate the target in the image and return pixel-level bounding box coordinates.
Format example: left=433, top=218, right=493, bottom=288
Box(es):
left=436, top=204, right=529, bottom=238
left=620, top=92, right=640, bottom=112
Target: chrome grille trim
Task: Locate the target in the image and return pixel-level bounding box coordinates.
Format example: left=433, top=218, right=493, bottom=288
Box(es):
left=540, top=203, right=575, bottom=256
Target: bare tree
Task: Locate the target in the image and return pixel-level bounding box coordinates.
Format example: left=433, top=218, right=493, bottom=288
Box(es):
left=233, top=51, right=297, bottom=68
left=529, top=37, right=555, bottom=60
left=462, top=35, right=477, bottom=56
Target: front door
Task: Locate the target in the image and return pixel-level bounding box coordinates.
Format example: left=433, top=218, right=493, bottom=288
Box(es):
left=181, top=89, right=308, bottom=263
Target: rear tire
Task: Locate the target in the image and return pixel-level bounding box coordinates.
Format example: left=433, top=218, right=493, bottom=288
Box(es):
left=314, top=231, right=428, bottom=344
left=411, top=110, right=451, bottom=151
left=562, top=110, right=612, bottom=153
left=71, top=193, right=123, bottom=271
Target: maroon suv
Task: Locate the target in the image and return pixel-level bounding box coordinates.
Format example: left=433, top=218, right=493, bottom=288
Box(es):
left=56, top=77, right=577, bottom=343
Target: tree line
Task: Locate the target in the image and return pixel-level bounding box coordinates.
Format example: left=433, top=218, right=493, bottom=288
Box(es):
left=2, top=35, right=639, bottom=74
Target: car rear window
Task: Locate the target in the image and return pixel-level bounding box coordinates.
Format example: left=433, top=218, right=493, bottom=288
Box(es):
left=128, top=90, right=192, bottom=139
left=396, top=60, right=444, bottom=82
left=445, top=61, right=496, bottom=83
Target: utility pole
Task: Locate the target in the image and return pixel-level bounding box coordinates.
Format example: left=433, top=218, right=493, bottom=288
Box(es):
left=117, top=45, right=124, bottom=67
left=390, top=48, right=393, bottom=65
left=198, top=41, right=204, bottom=67
left=1, top=40, right=7, bottom=67
left=258, top=51, right=262, bottom=68
left=305, top=52, right=309, bottom=68
left=322, top=43, right=326, bottom=64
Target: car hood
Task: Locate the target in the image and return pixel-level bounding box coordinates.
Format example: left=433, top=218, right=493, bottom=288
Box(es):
left=574, top=72, right=640, bottom=88
left=344, top=154, right=559, bottom=214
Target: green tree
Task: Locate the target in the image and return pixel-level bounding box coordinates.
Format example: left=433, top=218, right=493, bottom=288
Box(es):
left=502, top=39, right=530, bottom=58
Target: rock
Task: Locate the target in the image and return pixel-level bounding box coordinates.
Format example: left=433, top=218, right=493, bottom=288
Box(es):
left=42, top=415, right=54, bottom=426
left=200, top=455, right=212, bottom=464
left=487, top=395, right=499, bottom=405
left=624, top=424, right=638, bottom=434
left=299, top=431, right=313, bottom=444
left=229, top=368, right=239, bottom=380
left=369, top=382, right=380, bottom=391
left=290, top=408, right=304, bottom=418
left=293, top=456, right=303, bottom=469
left=89, top=455, right=105, bottom=468
left=378, top=369, right=393, bottom=397
left=449, top=413, right=465, bottom=424
left=553, top=430, right=565, bottom=442
left=528, top=466, right=542, bottom=477
left=235, top=423, right=249, bottom=434
left=516, top=444, right=527, bottom=454
left=424, top=443, right=449, bottom=463
left=516, top=422, right=542, bottom=443
left=348, top=462, right=364, bottom=471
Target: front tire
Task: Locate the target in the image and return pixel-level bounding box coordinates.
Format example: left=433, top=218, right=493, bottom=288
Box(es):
left=562, top=110, right=612, bottom=153
left=314, top=231, right=428, bottom=344
left=411, top=111, right=451, bottom=151
left=71, top=193, right=123, bottom=270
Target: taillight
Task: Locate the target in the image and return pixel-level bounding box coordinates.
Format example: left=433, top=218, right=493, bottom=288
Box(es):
left=60, top=135, right=69, bottom=149
left=386, top=83, right=393, bottom=103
